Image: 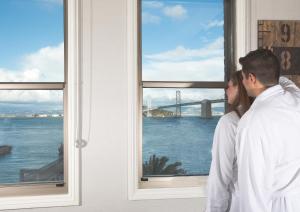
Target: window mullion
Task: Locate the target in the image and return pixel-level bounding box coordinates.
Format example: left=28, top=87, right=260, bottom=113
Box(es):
left=142, top=81, right=226, bottom=89
left=0, top=83, right=65, bottom=90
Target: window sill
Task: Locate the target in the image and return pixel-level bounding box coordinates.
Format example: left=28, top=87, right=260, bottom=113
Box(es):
left=129, top=176, right=208, bottom=200
left=0, top=193, right=79, bottom=210
left=129, top=186, right=207, bottom=200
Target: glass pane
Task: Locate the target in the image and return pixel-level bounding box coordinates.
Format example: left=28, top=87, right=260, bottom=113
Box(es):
left=142, top=88, right=225, bottom=176
left=0, top=90, right=64, bottom=185
left=0, top=0, right=64, bottom=82
left=141, top=0, right=224, bottom=81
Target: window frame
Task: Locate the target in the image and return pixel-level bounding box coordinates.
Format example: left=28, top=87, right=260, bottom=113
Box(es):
left=138, top=0, right=231, bottom=188
left=128, top=0, right=237, bottom=200
left=0, top=0, right=80, bottom=209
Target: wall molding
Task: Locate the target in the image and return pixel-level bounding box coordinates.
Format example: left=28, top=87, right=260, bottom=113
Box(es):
left=235, top=0, right=252, bottom=68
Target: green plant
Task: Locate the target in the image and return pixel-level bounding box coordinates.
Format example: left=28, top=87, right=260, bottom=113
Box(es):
left=143, top=154, right=186, bottom=176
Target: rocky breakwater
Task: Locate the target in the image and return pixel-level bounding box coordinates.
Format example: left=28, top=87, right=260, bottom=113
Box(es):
left=0, top=145, right=12, bottom=156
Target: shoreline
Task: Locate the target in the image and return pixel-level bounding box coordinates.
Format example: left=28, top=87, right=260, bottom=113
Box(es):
left=0, top=116, right=63, bottom=119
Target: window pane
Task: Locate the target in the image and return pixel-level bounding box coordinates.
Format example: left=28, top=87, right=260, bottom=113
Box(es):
left=0, top=0, right=64, bottom=82
left=0, top=90, right=64, bottom=185
left=141, top=0, right=224, bottom=81
left=143, top=88, right=225, bottom=176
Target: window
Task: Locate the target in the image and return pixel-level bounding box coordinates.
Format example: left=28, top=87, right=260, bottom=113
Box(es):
left=0, top=0, right=79, bottom=209
left=137, top=0, right=234, bottom=190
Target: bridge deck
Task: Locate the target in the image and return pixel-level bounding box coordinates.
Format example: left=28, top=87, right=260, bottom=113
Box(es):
left=153, top=99, right=225, bottom=110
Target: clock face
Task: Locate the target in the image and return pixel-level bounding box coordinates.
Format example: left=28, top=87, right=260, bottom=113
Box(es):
left=258, top=20, right=300, bottom=86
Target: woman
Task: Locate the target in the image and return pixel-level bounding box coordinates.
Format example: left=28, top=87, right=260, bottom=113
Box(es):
left=205, top=72, right=299, bottom=212
left=205, top=70, right=251, bottom=212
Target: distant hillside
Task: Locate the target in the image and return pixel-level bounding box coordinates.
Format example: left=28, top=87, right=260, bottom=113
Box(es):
left=143, top=109, right=174, bottom=117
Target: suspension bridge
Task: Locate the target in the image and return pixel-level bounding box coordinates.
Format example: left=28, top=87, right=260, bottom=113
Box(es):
left=144, top=91, right=225, bottom=118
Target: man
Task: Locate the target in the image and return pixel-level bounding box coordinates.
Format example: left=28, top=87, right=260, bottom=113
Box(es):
left=236, top=49, right=300, bottom=212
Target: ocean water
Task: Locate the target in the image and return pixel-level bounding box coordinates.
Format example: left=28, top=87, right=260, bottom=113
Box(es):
left=0, top=117, right=63, bottom=184
left=0, top=114, right=220, bottom=183
left=143, top=116, right=220, bottom=175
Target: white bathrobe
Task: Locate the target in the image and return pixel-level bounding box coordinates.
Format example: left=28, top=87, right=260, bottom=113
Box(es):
left=206, top=111, right=240, bottom=212
left=236, top=77, right=300, bottom=212
left=206, top=77, right=299, bottom=212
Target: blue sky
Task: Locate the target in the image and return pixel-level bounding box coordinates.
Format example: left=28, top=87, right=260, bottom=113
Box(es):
left=0, top=0, right=225, bottom=109
left=142, top=0, right=223, bottom=54
left=142, top=0, right=225, bottom=106
left=0, top=0, right=64, bottom=107
left=142, top=0, right=224, bottom=82
left=0, top=0, right=63, bottom=70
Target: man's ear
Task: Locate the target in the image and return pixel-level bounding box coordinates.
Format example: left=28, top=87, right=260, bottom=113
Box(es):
left=248, top=73, right=256, bottom=84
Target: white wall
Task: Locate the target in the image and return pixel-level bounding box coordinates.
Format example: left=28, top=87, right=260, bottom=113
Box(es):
left=3, top=0, right=300, bottom=211
left=249, top=0, right=300, bottom=50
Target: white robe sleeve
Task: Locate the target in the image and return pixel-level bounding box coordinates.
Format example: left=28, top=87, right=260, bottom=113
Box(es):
left=206, top=114, right=237, bottom=212
left=236, top=119, right=273, bottom=212
left=279, top=76, right=300, bottom=93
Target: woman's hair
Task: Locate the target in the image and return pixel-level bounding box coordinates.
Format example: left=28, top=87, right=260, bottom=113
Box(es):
left=228, top=70, right=253, bottom=118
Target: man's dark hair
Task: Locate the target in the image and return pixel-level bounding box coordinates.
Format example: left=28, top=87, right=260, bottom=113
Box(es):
left=239, top=49, right=280, bottom=86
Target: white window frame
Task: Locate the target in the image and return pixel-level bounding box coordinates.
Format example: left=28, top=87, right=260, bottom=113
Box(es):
left=127, top=0, right=250, bottom=200
left=0, top=0, right=80, bottom=209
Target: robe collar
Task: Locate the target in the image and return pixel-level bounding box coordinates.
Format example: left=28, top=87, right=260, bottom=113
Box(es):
left=251, top=84, right=284, bottom=109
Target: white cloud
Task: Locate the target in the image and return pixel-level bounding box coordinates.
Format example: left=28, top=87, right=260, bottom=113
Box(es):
left=163, top=5, right=187, bottom=20
left=208, top=37, right=224, bottom=49
left=0, top=68, right=40, bottom=82
left=0, top=90, right=62, bottom=103
left=143, top=1, right=164, bottom=9
left=142, top=12, right=161, bottom=24
left=0, top=43, right=64, bottom=102
left=145, top=37, right=224, bottom=61
left=207, top=20, right=224, bottom=29
left=142, top=3, right=187, bottom=23
left=143, top=56, right=224, bottom=81
left=22, top=43, right=64, bottom=82
left=141, top=37, right=225, bottom=104
left=142, top=37, right=225, bottom=89
left=142, top=54, right=225, bottom=104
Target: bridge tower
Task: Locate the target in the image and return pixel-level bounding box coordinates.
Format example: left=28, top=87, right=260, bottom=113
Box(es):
left=201, top=100, right=212, bottom=118
left=176, top=90, right=181, bottom=117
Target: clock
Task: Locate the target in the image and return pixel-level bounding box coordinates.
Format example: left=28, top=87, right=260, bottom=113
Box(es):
left=258, top=20, right=300, bottom=86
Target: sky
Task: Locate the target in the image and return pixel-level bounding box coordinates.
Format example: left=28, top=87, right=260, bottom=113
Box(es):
left=141, top=0, right=225, bottom=107
left=0, top=0, right=225, bottom=111
left=0, top=0, right=64, bottom=106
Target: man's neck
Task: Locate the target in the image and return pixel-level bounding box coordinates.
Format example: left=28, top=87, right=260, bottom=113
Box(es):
left=253, top=83, right=280, bottom=97
left=252, top=86, right=267, bottom=97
